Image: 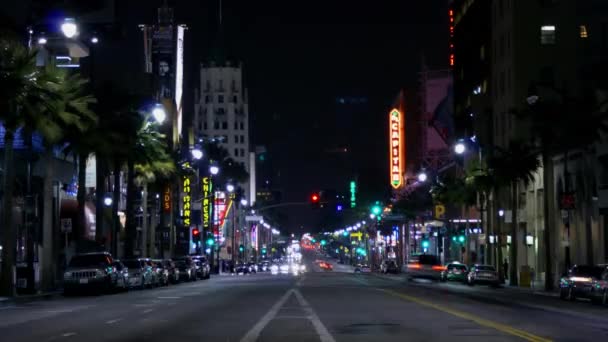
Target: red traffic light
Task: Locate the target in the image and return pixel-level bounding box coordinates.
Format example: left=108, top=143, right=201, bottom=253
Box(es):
left=192, top=228, right=200, bottom=236
left=311, top=194, right=319, bottom=202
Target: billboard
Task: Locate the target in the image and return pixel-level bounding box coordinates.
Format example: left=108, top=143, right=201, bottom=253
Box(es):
left=389, top=108, right=404, bottom=189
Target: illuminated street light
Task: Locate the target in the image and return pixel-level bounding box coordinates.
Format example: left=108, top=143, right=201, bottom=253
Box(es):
left=191, top=148, right=203, bottom=160
left=152, top=105, right=166, bottom=123
left=226, top=184, right=235, bottom=193
left=454, top=141, right=466, bottom=155
left=61, top=18, right=78, bottom=38
left=417, top=172, right=428, bottom=182
left=240, top=199, right=248, bottom=206
left=498, top=209, right=505, bottom=217
left=90, top=36, right=99, bottom=44
left=103, top=196, right=113, bottom=207
left=209, top=165, right=220, bottom=175
left=37, top=37, right=47, bottom=45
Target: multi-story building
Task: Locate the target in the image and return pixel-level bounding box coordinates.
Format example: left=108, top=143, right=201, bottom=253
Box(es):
left=453, top=0, right=608, bottom=287
left=193, top=60, right=250, bottom=175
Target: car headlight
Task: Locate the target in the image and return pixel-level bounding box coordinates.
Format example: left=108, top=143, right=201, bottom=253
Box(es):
left=64, top=271, right=72, bottom=279
left=280, top=265, right=289, bottom=271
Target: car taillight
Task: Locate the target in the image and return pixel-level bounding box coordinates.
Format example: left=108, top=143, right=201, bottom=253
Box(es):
left=432, top=265, right=446, bottom=271
left=407, top=263, right=421, bottom=269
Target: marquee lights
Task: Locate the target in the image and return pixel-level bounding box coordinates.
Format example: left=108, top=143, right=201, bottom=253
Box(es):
left=389, top=108, right=404, bottom=189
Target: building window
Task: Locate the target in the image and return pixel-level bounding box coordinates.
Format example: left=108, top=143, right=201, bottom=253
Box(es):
left=233, top=95, right=238, bottom=103
left=222, top=121, right=228, bottom=130
left=580, top=25, right=589, bottom=38
left=218, top=80, right=224, bottom=91
left=205, top=95, right=210, bottom=103
left=218, top=95, right=224, bottom=103
left=204, top=122, right=208, bottom=130
left=199, top=122, right=203, bottom=131
left=234, top=148, right=238, bottom=156
left=234, top=135, right=238, bottom=144
left=240, top=135, right=245, bottom=143
left=240, top=122, right=245, bottom=130
left=205, top=81, right=211, bottom=91
left=541, top=25, right=556, bottom=45
left=217, top=107, right=225, bottom=115
left=234, top=122, right=238, bottom=130
left=214, top=122, right=220, bottom=130
left=240, top=148, right=245, bottom=157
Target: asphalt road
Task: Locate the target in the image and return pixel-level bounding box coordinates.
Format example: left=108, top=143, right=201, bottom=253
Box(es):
left=1, top=257, right=608, bottom=341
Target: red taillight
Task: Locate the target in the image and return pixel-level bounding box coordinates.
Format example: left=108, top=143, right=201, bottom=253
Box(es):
left=407, top=263, right=421, bottom=269
left=432, top=265, right=446, bottom=271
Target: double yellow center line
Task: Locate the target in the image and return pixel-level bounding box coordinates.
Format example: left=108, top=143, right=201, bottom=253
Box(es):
left=380, top=289, right=552, bottom=342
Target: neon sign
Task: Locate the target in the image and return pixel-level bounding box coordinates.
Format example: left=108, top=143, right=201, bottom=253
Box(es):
left=163, top=184, right=171, bottom=213
left=183, top=176, right=191, bottom=227
left=389, top=108, right=404, bottom=189
left=350, top=181, right=356, bottom=208
left=202, top=177, right=212, bottom=229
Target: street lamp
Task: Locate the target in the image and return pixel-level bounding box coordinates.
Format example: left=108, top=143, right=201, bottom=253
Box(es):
left=61, top=18, right=78, bottom=38
left=37, top=36, right=47, bottom=45
left=103, top=196, right=113, bottom=207
left=454, top=141, right=466, bottom=155
left=226, top=184, right=235, bottom=193
left=209, top=165, right=220, bottom=175
left=417, top=172, right=428, bottom=182
left=90, top=36, right=99, bottom=44
left=152, top=105, right=167, bottom=124
left=240, top=198, right=248, bottom=206
left=191, top=148, right=203, bottom=160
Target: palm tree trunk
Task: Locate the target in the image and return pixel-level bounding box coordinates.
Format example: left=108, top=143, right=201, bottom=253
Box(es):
left=111, top=162, right=121, bottom=257
left=124, top=158, right=136, bottom=258
left=95, top=156, right=105, bottom=246
left=0, top=131, right=17, bottom=297
left=76, top=152, right=88, bottom=247
left=542, top=151, right=554, bottom=291
left=510, top=181, right=519, bottom=286
left=149, top=192, right=157, bottom=258
left=40, top=149, right=55, bottom=291
left=141, top=183, right=148, bottom=257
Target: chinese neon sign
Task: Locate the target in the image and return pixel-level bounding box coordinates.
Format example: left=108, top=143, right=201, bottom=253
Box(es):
left=163, top=184, right=171, bottom=213
left=202, top=177, right=212, bottom=229
left=183, top=176, right=191, bottom=227
left=389, top=108, right=404, bottom=189
left=350, top=181, right=356, bottom=208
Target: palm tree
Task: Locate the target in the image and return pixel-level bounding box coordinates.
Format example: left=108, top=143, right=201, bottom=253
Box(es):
left=489, top=141, right=540, bottom=286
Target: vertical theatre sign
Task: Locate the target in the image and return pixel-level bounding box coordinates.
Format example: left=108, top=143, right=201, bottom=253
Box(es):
left=202, top=177, right=212, bottom=229
left=163, top=184, right=171, bottom=213
left=389, top=108, right=404, bottom=189
left=183, top=175, right=191, bottom=227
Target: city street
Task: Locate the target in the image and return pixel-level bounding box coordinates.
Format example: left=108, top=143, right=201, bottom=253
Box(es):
left=1, top=256, right=608, bottom=342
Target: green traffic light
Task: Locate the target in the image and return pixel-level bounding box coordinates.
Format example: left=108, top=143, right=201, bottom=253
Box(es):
left=321, top=240, right=327, bottom=246
left=452, top=236, right=457, bottom=242
left=421, top=240, right=430, bottom=249
left=311, top=238, right=316, bottom=243
left=458, top=235, right=465, bottom=243
left=371, top=205, right=382, bottom=215
left=206, top=238, right=215, bottom=246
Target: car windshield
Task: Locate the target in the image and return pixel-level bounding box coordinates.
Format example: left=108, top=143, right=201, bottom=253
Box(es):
left=571, top=266, right=604, bottom=278
left=475, top=266, right=496, bottom=271
left=448, top=264, right=467, bottom=270
left=69, top=254, right=111, bottom=268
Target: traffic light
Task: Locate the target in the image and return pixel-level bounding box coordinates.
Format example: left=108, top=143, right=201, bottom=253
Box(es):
left=206, top=238, right=215, bottom=246
left=192, top=228, right=200, bottom=236
left=261, top=247, right=267, bottom=254
left=458, top=235, right=465, bottom=243
left=311, top=193, right=320, bottom=203
left=239, top=244, right=244, bottom=253
left=421, top=239, right=430, bottom=249
left=371, top=204, right=382, bottom=216
left=320, top=239, right=327, bottom=246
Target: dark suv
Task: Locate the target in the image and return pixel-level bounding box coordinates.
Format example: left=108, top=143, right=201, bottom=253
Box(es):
left=63, top=252, right=118, bottom=294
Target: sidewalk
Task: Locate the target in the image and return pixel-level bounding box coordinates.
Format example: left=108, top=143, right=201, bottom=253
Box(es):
left=0, top=291, right=62, bottom=307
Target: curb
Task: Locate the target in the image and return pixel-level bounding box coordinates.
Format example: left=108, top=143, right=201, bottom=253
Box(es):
left=0, top=291, right=62, bottom=307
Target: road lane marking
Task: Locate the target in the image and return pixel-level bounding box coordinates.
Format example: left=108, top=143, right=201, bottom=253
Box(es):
left=380, top=289, right=552, bottom=342
left=240, top=289, right=294, bottom=342
left=61, top=332, right=77, bottom=337
left=293, top=289, right=336, bottom=342
left=142, top=309, right=154, bottom=314
left=157, top=296, right=181, bottom=299
left=106, top=318, right=122, bottom=324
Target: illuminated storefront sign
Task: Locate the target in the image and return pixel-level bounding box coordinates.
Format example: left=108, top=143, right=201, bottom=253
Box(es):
left=183, top=176, right=191, bottom=227
left=163, top=184, right=171, bottom=213
left=175, top=25, right=185, bottom=137
left=389, top=108, right=404, bottom=189
left=213, top=192, right=227, bottom=237
left=202, top=177, right=212, bottom=229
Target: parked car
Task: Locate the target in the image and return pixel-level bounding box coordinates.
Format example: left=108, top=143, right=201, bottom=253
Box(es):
left=63, top=252, right=118, bottom=295
left=152, top=259, right=170, bottom=286
left=560, top=264, right=606, bottom=301
left=380, top=260, right=399, bottom=274
left=123, top=259, right=154, bottom=289
left=174, top=256, right=197, bottom=281
left=139, top=258, right=160, bottom=287
left=258, top=261, right=270, bottom=272
left=235, top=262, right=251, bottom=274
left=440, top=262, right=468, bottom=282
left=190, top=255, right=211, bottom=279
left=354, top=264, right=371, bottom=273
left=162, top=259, right=180, bottom=284
left=112, top=260, right=130, bottom=292
left=590, top=264, right=608, bottom=305
left=466, top=264, right=500, bottom=287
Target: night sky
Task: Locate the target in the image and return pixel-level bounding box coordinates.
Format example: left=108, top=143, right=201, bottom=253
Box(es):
left=1, top=0, right=449, bottom=233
